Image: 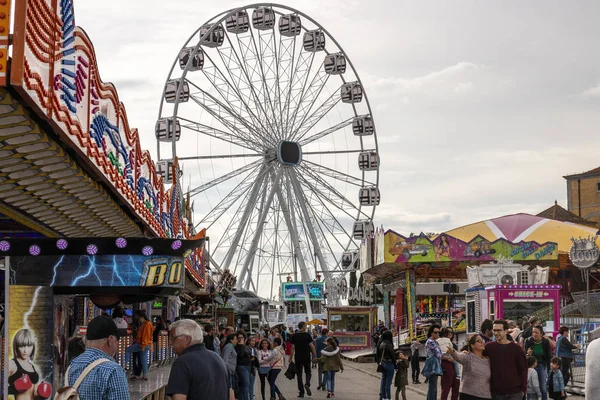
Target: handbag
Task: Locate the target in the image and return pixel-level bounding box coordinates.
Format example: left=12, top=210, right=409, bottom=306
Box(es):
left=258, top=366, right=271, bottom=375
left=421, top=355, right=443, bottom=378
left=284, top=362, right=297, bottom=380
left=376, top=343, right=385, bottom=373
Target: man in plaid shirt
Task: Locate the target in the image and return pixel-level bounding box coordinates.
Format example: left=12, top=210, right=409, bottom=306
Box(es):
left=67, top=316, right=130, bottom=399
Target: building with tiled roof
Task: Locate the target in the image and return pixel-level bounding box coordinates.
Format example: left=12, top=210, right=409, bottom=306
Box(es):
left=564, top=166, right=600, bottom=225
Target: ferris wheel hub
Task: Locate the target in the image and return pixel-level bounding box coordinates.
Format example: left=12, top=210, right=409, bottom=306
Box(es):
left=277, top=140, right=302, bottom=166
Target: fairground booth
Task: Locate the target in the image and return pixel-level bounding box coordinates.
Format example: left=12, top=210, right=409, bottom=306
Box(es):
left=363, top=213, right=599, bottom=344
left=0, top=0, right=213, bottom=398
left=1, top=236, right=205, bottom=399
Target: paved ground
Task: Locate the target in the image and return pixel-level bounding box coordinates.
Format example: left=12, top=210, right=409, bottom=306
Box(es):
left=251, top=361, right=586, bottom=400
left=252, top=362, right=426, bottom=400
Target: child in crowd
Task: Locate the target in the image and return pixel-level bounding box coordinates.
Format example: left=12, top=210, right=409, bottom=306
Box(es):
left=394, top=352, right=410, bottom=400
left=526, top=356, right=542, bottom=400
left=548, top=357, right=566, bottom=400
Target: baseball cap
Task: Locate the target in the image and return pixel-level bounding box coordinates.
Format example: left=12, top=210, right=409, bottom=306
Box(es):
left=87, top=316, right=120, bottom=340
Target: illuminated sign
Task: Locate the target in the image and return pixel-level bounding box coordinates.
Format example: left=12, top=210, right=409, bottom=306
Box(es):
left=282, top=282, right=324, bottom=301
left=152, top=300, right=163, bottom=309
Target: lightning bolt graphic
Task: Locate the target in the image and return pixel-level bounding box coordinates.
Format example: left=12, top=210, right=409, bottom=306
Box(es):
left=129, top=255, right=141, bottom=275
left=111, top=255, right=126, bottom=286
left=71, top=256, right=102, bottom=286
left=50, top=255, right=65, bottom=286
left=23, top=286, right=43, bottom=330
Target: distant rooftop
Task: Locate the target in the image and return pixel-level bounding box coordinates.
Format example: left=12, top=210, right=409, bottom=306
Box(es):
left=537, top=200, right=598, bottom=228
left=563, top=166, right=600, bottom=179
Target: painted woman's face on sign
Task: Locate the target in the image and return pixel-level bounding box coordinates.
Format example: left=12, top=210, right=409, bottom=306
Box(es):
left=17, top=344, right=33, bottom=360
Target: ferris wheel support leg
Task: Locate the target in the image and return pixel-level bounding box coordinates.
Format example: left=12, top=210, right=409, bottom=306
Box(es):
left=277, top=174, right=313, bottom=322
left=221, top=166, right=267, bottom=272
left=288, top=170, right=332, bottom=287
left=238, top=167, right=283, bottom=290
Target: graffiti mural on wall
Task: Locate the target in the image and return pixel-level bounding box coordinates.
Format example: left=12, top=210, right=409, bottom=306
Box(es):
left=384, top=231, right=558, bottom=264
left=10, top=0, right=188, bottom=240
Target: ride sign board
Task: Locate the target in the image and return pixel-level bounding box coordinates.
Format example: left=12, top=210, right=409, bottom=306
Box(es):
left=282, top=282, right=324, bottom=301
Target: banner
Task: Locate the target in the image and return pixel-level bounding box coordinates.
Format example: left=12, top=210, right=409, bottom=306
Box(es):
left=384, top=231, right=558, bottom=264
left=282, top=282, right=324, bottom=301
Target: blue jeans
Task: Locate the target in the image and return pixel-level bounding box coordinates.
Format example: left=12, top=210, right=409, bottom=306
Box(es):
left=380, top=361, right=394, bottom=399
left=249, top=370, right=256, bottom=400
left=535, top=363, right=548, bottom=400
left=325, top=371, right=336, bottom=393
left=237, top=365, right=251, bottom=400
left=426, top=374, right=439, bottom=400
left=318, top=361, right=324, bottom=387
left=268, top=369, right=282, bottom=399
left=125, top=343, right=151, bottom=376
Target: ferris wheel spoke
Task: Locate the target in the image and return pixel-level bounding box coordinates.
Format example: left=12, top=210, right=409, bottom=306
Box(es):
left=274, top=30, right=297, bottom=136
left=299, top=165, right=369, bottom=218
left=218, top=166, right=270, bottom=266
left=178, top=116, right=259, bottom=152
left=177, top=153, right=263, bottom=161
left=296, top=173, right=359, bottom=243
left=187, top=81, right=269, bottom=149
left=303, top=159, right=372, bottom=187
left=219, top=30, right=280, bottom=142
left=200, top=52, right=274, bottom=141
left=276, top=178, right=314, bottom=283
left=245, top=25, right=281, bottom=138
left=288, top=169, right=332, bottom=280
left=303, top=148, right=375, bottom=156
left=287, top=61, right=330, bottom=139
left=291, top=90, right=343, bottom=142
left=304, top=193, right=351, bottom=270
left=238, top=167, right=283, bottom=289
left=187, top=159, right=263, bottom=198
left=282, top=49, right=315, bottom=134
left=197, top=164, right=270, bottom=228
left=298, top=117, right=353, bottom=146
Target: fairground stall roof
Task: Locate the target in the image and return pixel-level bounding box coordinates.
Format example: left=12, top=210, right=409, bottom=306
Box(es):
left=0, top=0, right=205, bottom=287
left=365, top=213, right=600, bottom=280
left=444, top=213, right=599, bottom=253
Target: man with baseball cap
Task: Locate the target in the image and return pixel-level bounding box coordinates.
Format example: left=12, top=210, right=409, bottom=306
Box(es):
left=66, top=315, right=130, bottom=399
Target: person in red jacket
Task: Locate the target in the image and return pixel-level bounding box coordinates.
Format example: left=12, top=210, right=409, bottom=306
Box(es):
left=485, top=319, right=527, bottom=400
left=125, top=310, right=154, bottom=381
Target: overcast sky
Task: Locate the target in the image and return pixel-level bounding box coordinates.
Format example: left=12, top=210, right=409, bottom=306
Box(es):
left=74, top=0, right=600, bottom=237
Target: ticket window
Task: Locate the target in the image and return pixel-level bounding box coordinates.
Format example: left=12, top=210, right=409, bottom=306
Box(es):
left=329, top=313, right=370, bottom=332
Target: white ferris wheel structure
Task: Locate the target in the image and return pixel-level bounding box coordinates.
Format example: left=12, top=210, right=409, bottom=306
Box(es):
left=156, top=3, right=380, bottom=310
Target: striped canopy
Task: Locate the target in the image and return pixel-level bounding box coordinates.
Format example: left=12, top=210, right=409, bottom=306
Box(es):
left=445, top=213, right=599, bottom=253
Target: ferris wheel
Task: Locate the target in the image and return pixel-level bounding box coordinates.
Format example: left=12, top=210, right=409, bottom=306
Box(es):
left=156, top=3, right=380, bottom=301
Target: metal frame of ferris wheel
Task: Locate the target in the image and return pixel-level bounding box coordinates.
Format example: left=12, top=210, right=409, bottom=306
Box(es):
left=156, top=3, right=380, bottom=316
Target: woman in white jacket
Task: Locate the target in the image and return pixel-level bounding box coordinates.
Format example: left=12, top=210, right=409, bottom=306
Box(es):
left=268, top=338, right=286, bottom=400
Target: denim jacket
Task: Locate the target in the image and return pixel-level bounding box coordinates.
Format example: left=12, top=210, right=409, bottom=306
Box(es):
left=555, top=335, right=575, bottom=358
left=549, top=369, right=565, bottom=393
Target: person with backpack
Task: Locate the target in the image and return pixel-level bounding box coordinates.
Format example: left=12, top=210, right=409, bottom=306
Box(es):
left=60, top=315, right=129, bottom=400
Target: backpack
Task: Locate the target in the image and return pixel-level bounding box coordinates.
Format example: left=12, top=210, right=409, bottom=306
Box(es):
left=55, top=358, right=110, bottom=400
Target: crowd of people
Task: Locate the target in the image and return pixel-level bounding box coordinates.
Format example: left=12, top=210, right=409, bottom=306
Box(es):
left=61, top=313, right=349, bottom=400
left=373, top=316, right=583, bottom=400
left=411, top=317, right=578, bottom=400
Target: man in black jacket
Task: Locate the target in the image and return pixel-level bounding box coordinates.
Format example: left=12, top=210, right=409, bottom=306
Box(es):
left=290, top=322, right=317, bottom=398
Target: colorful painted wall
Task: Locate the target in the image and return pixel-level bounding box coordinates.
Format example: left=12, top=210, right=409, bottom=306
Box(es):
left=10, top=0, right=188, bottom=241
left=3, top=237, right=204, bottom=399
left=384, top=230, right=558, bottom=264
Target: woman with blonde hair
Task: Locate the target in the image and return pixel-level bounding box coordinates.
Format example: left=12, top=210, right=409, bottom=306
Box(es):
left=446, top=334, right=492, bottom=400
left=8, top=329, right=51, bottom=400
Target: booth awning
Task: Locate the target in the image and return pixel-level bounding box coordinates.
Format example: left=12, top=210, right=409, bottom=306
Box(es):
left=445, top=213, right=599, bottom=253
